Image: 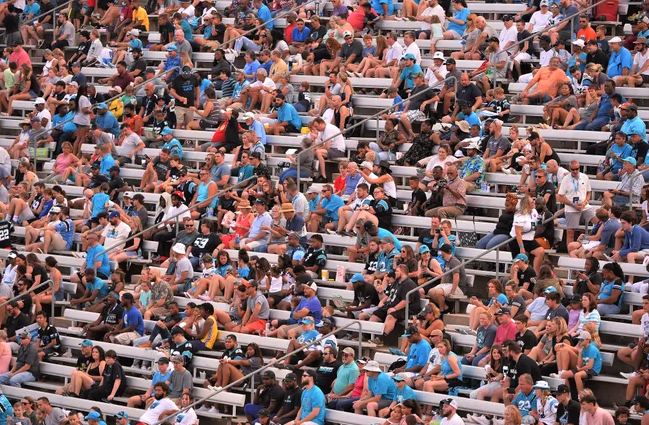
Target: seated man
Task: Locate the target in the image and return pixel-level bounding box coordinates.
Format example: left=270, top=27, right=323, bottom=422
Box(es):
left=517, top=57, right=570, bottom=105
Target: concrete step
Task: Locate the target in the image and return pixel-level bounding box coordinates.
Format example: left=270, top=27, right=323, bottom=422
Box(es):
left=444, top=313, right=470, bottom=327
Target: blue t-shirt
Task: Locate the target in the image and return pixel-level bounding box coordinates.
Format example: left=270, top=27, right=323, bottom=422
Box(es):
left=370, top=0, right=394, bottom=15
left=277, top=103, right=302, bottom=130
left=621, top=116, right=647, bottom=142
left=0, top=395, right=13, bottom=425
left=100, top=154, right=117, bottom=176
left=86, top=276, right=109, bottom=299
left=292, top=26, right=311, bottom=42
left=91, top=192, right=110, bottom=218
left=96, top=112, right=120, bottom=137
left=598, top=278, right=624, bottom=309
left=447, top=8, right=470, bottom=36
left=512, top=391, right=537, bottom=416
left=321, top=195, right=345, bottom=221
left=297, top=329, right=320, bottom=345
left=257, top=4, right=273, bottom=29
left=608, top=47, right=633, bottom=78
left=581, top=342, right=602, bottom=374
left=39, top=199, right=54, bottom=218
left=393, top=384, right=416, bottom=403
left=400, top=64, right=424, bottom=89
left=179, top=19, right=193, bottom=41
left=300, top=386, right=326, bottom=425
left=150, top=371, right=172, bottom=395
left=238, top=164, right=255, bottom=182
left=87, top=245, right=111, bottom=278
left=606, top=142, right=632, bottom=172
left=488, top=293, right=509, bottom=307
left=368, top=372, right=397, bottom=400
left=406, top=338, right=432, bottom=370
left=162, top=138, right=183, bottom=160
left=295, top=297, right=323, bottom=324
left=55, top=219, right=74, bottom=250
left=124, top=305, right=145, bottom=335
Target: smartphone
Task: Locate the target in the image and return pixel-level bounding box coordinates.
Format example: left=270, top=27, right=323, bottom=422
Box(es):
left=572, top=197, right=580, bottom=204
left=507, top=388, right=515, bottom=395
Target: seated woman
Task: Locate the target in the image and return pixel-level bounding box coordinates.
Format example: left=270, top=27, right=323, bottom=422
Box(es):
left=530, top=381, right=558, bottom=425
left=596, top=261, right=625, bottom=316
left=208, top=342, right=263, bottom=389
left=469, top=345, right=504, bottom=402
left=416, top=246, right=443, bottom=293
left=532, top=317, right=573, bottom=376
left=421, top=339, right=462, bottom=413
left=467, top=279, right=508, bottom=331
left=477, top=193, right=517, bottom=249
left=568, top=293, right=601, bottom=338
left=568, top=208, right=610, bottom=258
left=59, top=345, right=106, bottom=397
left=508, top=195, right=545, bottom=274
left=543, top=83, right=578, bottom=129
left=187, top=87, right=222, bottom=131
left=556, top=327, right=602, bottom=395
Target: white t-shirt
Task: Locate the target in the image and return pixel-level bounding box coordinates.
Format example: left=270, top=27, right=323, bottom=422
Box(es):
left=101, top=221, right=131, bottom=251
left=402, top=42, right=422, bottom=65
left=140, top=398, right=178, bottom=425
left=269, top=276, right=283, bottom=293
left=642, top=313, right=649, bottom=338
left=313, top=334, right=337, bottom=352
left=441, top=413, right=465, bottom=425
left=385, top=42, right=403, bottom=63
left=498, top=25, right=518, bottom=48
left=421, top=5, right=445, bottom=29
left=117, top=133, right=143, bottom=157
left=322, top=108, right=335, bottom=124
left=37, top=109, right=52, bottom=131
left=529, top=10, right=550, bottom=32
left=425, top=65, right=448, bottom=88
left=424, top=347, right=442, bottom=373
left=558, top=172, right=592, bottom=213
left=323, top=123, right=345, bottom=151
left=510, top=210, right=539, bottom=241
left=175, top=408, right=197, bottom=425
left=424, top=155, right=459, bottom=176
left=539, top=49, right=557, bottom=67
left=633, top=49, right=649, bottom=75
left=178, top=4, right=194, bottom=16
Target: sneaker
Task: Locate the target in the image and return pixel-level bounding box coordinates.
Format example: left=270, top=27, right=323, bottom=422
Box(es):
left=141, top=364, right=150, bottom=371
left=199, top=294, right=212, bottom=301
left=197, top=406, right=210, bottom=412
left=132, top=360, right=141, bottom=368
left=208, top=407, right=219, bottom=414
left=501, top=167, right=512, bottom=175
left=184, top=291, right=194, bottom=299
left=456, top=328, right=467, bottom=335
left=549, top=372, right=562, bottom=379
left=473, top=415, right=491, bottom=425
left=369, top=337, right=384, bottom=346
left=620, top=371, right=638, bottom=379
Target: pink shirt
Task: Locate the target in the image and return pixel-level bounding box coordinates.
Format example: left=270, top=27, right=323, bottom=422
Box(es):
left=9, top=49, right=31, bottom=68
left=585, top=407, right=615, bottom=425
left=494, top=321, right=518, bottom=345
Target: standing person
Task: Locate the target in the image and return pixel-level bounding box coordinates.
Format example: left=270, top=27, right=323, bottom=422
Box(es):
left=171, top=66, right=200, bottom=129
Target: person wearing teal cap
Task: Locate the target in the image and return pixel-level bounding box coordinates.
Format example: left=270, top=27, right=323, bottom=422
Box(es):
left=602, top=157, right=644, bottom=207
left=160, top=127, right=183, bottom=160
left=380, top=374, right=415, bottom=416
left=282, top=316, right=319, bottom=368
left=342, top=273, right=379, bottom=320
left=510, top=253, right=537, bottom=300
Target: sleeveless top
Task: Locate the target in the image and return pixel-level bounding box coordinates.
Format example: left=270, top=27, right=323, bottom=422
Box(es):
left=204, top=100, right=223, bottom=125
left=197, top=182, right=217, bottom=209
left=200, top=314, right=219, bottom=349
left=440, top=352, right=462, bottom=380
left=87, top=362, right=101, bottom=378
left=55, top=153, right=73, bottom=175
left=382, top=177, right=397, bottom=200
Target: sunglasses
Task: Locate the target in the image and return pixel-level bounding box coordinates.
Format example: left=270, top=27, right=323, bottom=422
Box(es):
left=570, top=167, right=579, bottom=171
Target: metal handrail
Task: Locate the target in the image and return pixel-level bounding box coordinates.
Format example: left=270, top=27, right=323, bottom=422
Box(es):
left=0, top=0, right=71, bottom=36
left=403, top=207, right=562, bottom=326
left=154, top=319, right=365, bottom=425
left=295, top=75, right=458, bottom=189
left=92, top=175, right=256, bottom=276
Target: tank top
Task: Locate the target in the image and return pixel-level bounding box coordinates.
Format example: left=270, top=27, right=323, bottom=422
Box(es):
left=333, top=109, right=342, bottom=129
left=0, top=342, right=11, bottom=374
left=382, top=177, right=397, bottom=199
left=200, top=314, right=218, bottom=349
left=87, top=362, right=101, bottom=377
left=197, top=182, right=217, bottom=209
left=440, top=352, right=462, bottom=380
left=204, top=100, right=223, bottom=125
left=55, top=153, right=73, bottom=175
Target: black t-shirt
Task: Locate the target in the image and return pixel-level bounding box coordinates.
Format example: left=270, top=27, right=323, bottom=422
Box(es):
left=221, top=346, right=245, bottom=360
left=76, top=40, right=91, bottom=58
left=39, top=1, right=55, bottom=23
left=417, top=229, right=439, bottom=255
left=0, top=220, right=13, bottom=248
left=517, top=30, right=534, bottom=55
left=5, top=312, right=30, bottom=338
left=517, top=267, right=537, bottom=291
left=557, top=399, right=581, bottom=425
left=164, top=312, right=183, bottom=327
left=109, top=177, right=126, bottom=200
left=3, top=14, right=19, bottom=34
left=101, top=361, right=126, bottom=394
left=392, top=277, right=420, bottom=314
left=259, top=383, right=285, bottom=413
left=209, top=23, right=226, bottom=43
left=152, top=157, right=171, bottom=181
left=281, top=386, right=302, bottom=415
left=509, top=353, right=542, bottom=388
left=339, top=40, right=363, bottom=63
left=508, top=294, right=526, bottom=315
left=172, top=75, right=200, bottom=108
left=16, top=293, right=33, bottom=316
left=310, top=25, right=327, bottom=41
left=536, top=180, right=557, bottom=213
left=410, top=188, right=427, bottom=215
left=101, top=303, right=124, bottom=326
left=38, top=324, right=61, bottom=350
left=630, top=141, right=649, bottom=164
left=304, top=247, right=327, bottom=270
left=575, top=272, right=603, bottom=296
left=192, top=233, right=222, bottom=257
left=409, top=84, right=433, bottom=112
left=159, top=21, right=176, bottom=44
left=536, top=209, right=555, bottom=244
left=128, top=58, right=147, bottom=76
left=365, top=253, right=378, bottom=274
left=76, top=354, right=94, bottom=372
left=456, top=83, right=482, bottom=107
left=354, top=282, right=379, bottom=307
left=515, top=329, right=537, bottom=352
left=89, top=174, right=109, bottom=189
left=316, top=360, right=341, bottom=394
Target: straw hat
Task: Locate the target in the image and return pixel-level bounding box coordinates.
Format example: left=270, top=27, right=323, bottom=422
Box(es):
left=237, top=200, right=252, bottom=210
left=279, top=203, right=295, bottom=213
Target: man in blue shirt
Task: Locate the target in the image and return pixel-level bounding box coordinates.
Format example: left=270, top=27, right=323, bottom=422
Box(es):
left=353, top=360, right=397, bottom=416
left=307, top=184, right=344, bottom=232
left=394, top=326, right=431, bottom=375
left=511, top=374, right=538, bottom=416
left=243, top=112, right=267, bottom=145
left=364, top=221, right=403, bottom=250
left=608, top=36, right=634, bottom=78
left=161, top=45, right=182, bottom=82
left=107, top=293, right=145, bottom=345
left=252, top=0, right=273, bottom=29
left=576, top=80, right=625, bottom=130
left=370, top=0, right=394, bottom=16
left=614, top=209, right=649, bottom=263
left=85, top=233, right=111, bottom=279
left=94, top=103, right=120, bottom=137
left=394, top=54, right=423, bottom=90
left=269, top=94, right=302, bottom=135
left=70, top=267, right=109, bottom=308
left=620, top=103, right=647, bottom=143
left=295, top=369, right=326, bottom=425
left=291, top=19, right=311, bottom=50
left=161, top=127, right=183, bottom=159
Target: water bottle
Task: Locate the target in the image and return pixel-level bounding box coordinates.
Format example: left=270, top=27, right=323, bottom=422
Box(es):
left=486, top=66, right=494, bottom=79
left=206, top=207, right=214, bottom=217
left=598, top=160, right=605, bottom=175
left=235, top=235, right=240, bottom=245
left=264, top=322, right=270, bottom=336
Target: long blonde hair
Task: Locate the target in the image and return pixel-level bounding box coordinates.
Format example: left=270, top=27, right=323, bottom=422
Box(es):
left=376, top=35, right=388, bottom=58
left=583, top=322, right=602, bottom=349
left=517, top=195, right=533, bottom=215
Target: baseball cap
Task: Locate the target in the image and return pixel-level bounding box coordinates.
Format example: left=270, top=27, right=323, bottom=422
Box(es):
left=49, top=206, right=61, bottom=214
left=34, top=97, right=46, bottom=105
left=303, top=369, right=318, bottom=380
left=418, top=245, right=430, bottom=254
left=577, top=331, right=592, bottom=340
left=181, top=65, right=193, bottom=76
left=123, top=192, right=133, bottom=198
left=441, top=398, right=459, bottom=409
left=171, top=355, right=185, bottom=363
left=402, top=325, right=419, bottom=337
left=157, top=357, right=170, bottom=365
left=360, top=161, right=373, bottom=170
left=513, top=253, right=529, bottom=263
left=300, top=318, right=314, bottom=325
left=262, top=370, right=276, bottom=379
left=544, top=286, right=558, bottom=294
left=403, top=53, right=416, bottom=61
left=350, top=273, right=365, bottom=283
left=80, top=339, right=94, bottom=347
left=85, top=412, right=101, bottom=421
left=622, top=157, right=637, bottom=166
left=287, top=231, right=300, bottom=239
left=569, top=294, right=582, bottom=303
left=316, top=317, right=334, bottom=328
left=440, top=244, right=453, bottom=254
left=502, top=14, right=513, bottom=21
left=343, top=347, right=355, bottom=356
left=572, top=39, right=585, bottom=48
left=166, top=45, right=178, bottom=51
left=306, top=185, right=319, bottom=194
left=610, top=36, right=623, bottom=43
left=6, top=251, right=17, bottom=259
left=108, top=211, right=120, bottom=219
left=161, top=127, right=173, bottom=136
left=242, top=112, right=255, bottom=120
left=115, top=412, right=129, bottom=420
left=307, top=282, right=318, bottom=292
left=343, top=30, right=353, bottom=38
left=495, top=307, right=511, bottom=316
left=393, top=374, right=406, bottom=382
left=96, top=103, right=108, bottom=110
left=556, top=384, right=570, bottom=394
left=258, top=409, right=271, bottom=418
left=129, top=28, right=140, bottom=37
left=445, top=58, right=456, bottom=65
left=284, top=372, right=297, bottom=382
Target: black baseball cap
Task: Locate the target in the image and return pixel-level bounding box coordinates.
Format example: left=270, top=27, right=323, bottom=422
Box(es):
left=284, top=372, right=297, bottom=382
left=556, top=384, right=570, bottom=394
left=170, top=327, right=185, bottom=336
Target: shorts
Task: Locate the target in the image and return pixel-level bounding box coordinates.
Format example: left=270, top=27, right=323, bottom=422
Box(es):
left=199, top=119, right=218, bottom=130
left=394, top=109, right=427, bottom=122
left=565, top=208, right=596, bottom=229
left=68, top=8, right=82, bottom=20
left=28, top=91, right=38, bottom=99
left=521, top=239, right=541, bottom=252
left=175, top=106, right=194, bottom=125
left=50, top=233, right=68, bottom=251
left=434, top=284, right=464, bottom=297
left=445, top=377, right=464, bottom=387
left=642, top=74, right=649, bottom=85
left=375, top=398, right=392, bottom=410
left=530, top=94, right=553, bottom=105
left=327, top=148, right=345, bottom=159
left=83, top=6, right=95, bottom=16
left=284, top=123, right=301, bottom=133
left=446, top=30, right=462, bottom=40
left=244, top=318, right=267, bottom=333
left=244, top=240, right=263, bottom=250
left=571, top=368, right=598, bottom=379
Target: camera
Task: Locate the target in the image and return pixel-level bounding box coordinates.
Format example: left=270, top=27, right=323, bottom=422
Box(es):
left=437, top=179, right=448, bottom=188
